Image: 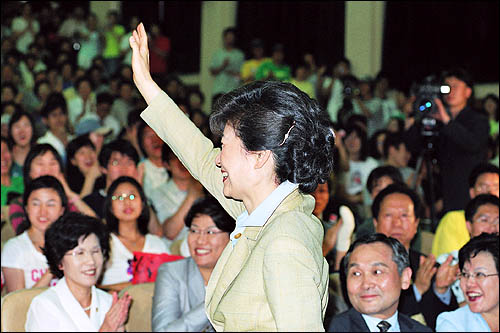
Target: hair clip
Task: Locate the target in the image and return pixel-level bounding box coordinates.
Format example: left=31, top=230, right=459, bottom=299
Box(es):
left=279, top=121, right=296, bottom=146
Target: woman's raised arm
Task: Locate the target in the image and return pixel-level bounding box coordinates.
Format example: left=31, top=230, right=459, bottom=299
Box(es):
left=129, top=23, right=162, bottom=105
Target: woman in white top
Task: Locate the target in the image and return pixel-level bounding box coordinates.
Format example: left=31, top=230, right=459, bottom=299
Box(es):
left=1, top=175, right=67, bottom=292
left=100, top=176, right=168, bottom=292
left=26, top=212, right=131, bottom=332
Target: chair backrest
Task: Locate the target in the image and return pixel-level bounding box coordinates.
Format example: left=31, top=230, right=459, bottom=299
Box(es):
left=119, top=282, right=155, bottom=332
left=1, top=287, right=49, bottom=332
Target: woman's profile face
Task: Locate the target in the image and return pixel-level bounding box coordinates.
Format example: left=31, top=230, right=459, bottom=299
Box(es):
left=25, top=188, right=65, bottom=233
left=111, top=182, right=142, bottom=223
left=187, top=214, right=229, bottom=271
left=71, top=145, right=96, bottom=174
left=460, top=251, right=499, bottom=316
left=11, top=115, right=33, bottom=147
left=29, top=151, right=61, bottom=179
left=215, top=125, right=255, bottom=200
left=60, top=233, right=104, bottom=289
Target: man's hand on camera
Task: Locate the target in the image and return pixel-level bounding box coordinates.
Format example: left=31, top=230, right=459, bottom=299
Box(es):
left=432, top=98, right=450, bottom=124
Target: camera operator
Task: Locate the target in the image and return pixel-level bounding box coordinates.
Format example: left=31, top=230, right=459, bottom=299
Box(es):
left=404, top=68, right=489, bottom=215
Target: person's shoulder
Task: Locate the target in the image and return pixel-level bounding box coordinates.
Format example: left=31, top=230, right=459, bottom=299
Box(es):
left=440, top=210, right=465, bottom=224
left=328, top=308, right=361, bottom=332
left=2, top=231, right=29, bottom=251
left=436, top=306, right=471, bottom=331
left=398, top=312, right=433, bottom=332
left=145, top=234, right=169, bottom=252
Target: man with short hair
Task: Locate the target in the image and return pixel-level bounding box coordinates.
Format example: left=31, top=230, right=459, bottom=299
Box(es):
left=432, top=163, right=499, bottom=258
left=405, top=68, right=489, bottom=213
left=372, top=184, right=458, bottom=329
left=328, top=233, right=432, bottom=332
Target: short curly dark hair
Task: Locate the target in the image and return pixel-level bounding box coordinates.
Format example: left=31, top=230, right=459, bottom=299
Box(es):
left=209, top=80, right=335, bottom=194
left=43, top=212, right=110, bottom=279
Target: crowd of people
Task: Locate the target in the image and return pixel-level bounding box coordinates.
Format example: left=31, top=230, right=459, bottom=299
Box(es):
left=1, top=2, right=499, bottom=332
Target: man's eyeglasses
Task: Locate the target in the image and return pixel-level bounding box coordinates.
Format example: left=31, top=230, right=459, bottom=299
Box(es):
left=111, top=194, right=136, bottom=201
left=458, top=271, right=499, bottom=282
left=188, top=228, right=225, bottom=236
left=473, top=216, right=499, bottom=226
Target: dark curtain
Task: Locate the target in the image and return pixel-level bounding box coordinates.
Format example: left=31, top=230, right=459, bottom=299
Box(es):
left=121, top=1, right=201, bottom=74
left=236, top=1, right=345, bottom=72
left=382, top=1, right=499, bottom=93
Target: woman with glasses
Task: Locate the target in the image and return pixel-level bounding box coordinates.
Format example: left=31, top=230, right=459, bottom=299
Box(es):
left=436, top=233, right=499, bottom=332
left=26, top=212, right=132, bottom=332
left=152, top=196, right=234, bottom=331
left=100, top=176, right=168, bottom=292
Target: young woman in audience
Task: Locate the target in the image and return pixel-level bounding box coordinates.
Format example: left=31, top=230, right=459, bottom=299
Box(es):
left=8, top=110, right=37, bottom=178
left=152, top=196, right=234, bottom=331
left=26, top=212, right=132, bottom=332
left=337, top=123, right=379, bottom=219
left=66, top=135, right=103, bottom=198
left=1, top=137, right=24, bottom=206
left=9, top=144, right=96, bottom=233
left=436, top=233, right=499, bottom=332
left=1, top=176, right=67, bottom=293
left=100, top=176, right=168, bottom=292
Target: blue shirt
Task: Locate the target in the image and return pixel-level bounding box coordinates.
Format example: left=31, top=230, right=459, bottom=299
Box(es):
left=361, top=311, right=400, bottom=332
left=230, top=181, right=298, bottom=247
left=436, top=304, right=491, bottom=332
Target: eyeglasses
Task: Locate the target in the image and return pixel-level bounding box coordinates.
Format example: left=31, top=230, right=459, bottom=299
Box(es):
left=473, top=216, right=499, bottom=226
left=111, top=193, right=136, bottom=201
left=188, top=228, right=225, bottom=236
left=458, top=271, right=499, bottom=282
left=65, top=248, right=103, bottom=260
left=474, top=183, right=499, bottom=194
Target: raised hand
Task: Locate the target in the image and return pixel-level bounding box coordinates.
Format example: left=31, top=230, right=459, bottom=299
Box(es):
left=434, top=254, right=459, bottom=294
left=414, top=254, right=438, bottom=295
left=129, top=23, right=161, bottom=105
left=100, top=291, right=132, bottom=332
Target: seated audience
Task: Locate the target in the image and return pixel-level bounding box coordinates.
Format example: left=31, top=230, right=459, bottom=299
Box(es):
left=355, top=165, right=405, bottom=240
left=436, top=233, right=499, bottom=332
left=328, top=233, right=432, bottom=332
left=26, top=212, right=132, bottom=332
left=37, top=92, right=74, bottom=163
left=382, top=132, right=414, bottom=187
left=152, top=196, right=234, bottom=331
left=66, top=135, right=103, bottom=198
left=9, top=144, right=96, bottom=233
left=372, top=184, right=458, bottom=329
left=8, top=110, right=37, bottom=178
left=1, top=176, right=66, bottom=292
left=1, top=137, right=24, bottom=206
left=149, top=144, right=205, bottom=248
left=100, top=176, right=168, bottom=292
left=136, top=121, right=169, bottom=199
left=436, top=194, right=499, bottom=305
left=432, top=163, right=499, bottom=258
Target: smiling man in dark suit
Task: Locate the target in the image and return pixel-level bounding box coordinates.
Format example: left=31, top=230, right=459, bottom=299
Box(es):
left=328, top=233, right=432, bottom=332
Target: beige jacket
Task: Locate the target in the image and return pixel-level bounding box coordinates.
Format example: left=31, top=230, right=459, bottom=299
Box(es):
left=142, top=91, right=328, bottom=331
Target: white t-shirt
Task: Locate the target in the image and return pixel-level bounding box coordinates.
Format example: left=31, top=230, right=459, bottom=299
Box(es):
left=140, top=158, right=170, bottom=201
left=344, top=157, right=380, bottom=196
left=100, top=233, right=169, bottom=285
left=1, top=231, right=58, bottom=289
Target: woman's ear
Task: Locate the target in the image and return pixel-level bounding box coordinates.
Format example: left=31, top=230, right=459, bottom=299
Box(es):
left=254, top=150, right=272, bottom=169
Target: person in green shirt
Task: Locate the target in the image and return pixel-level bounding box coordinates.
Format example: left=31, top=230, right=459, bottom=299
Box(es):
left=255, top=43, right=291, bottom=82
left=1, top=137, right=24, bottom=206
left=102, top=10, right=125, bottom=79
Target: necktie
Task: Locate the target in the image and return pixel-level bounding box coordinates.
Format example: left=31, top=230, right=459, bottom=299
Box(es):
left=377, top=320, right=391, bottom=332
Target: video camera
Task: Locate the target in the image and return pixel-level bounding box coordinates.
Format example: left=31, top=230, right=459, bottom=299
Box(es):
left=410, top=75, right=450, bottom=137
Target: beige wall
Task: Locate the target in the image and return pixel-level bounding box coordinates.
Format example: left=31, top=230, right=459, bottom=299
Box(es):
left=90, top=1, right=498, bottom=103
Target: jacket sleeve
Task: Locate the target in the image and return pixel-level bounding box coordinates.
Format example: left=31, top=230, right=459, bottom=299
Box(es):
left=140, top=90, right=245, bottom=220
left=152, top=264, right=211, bottom=332
left=440, top=113, right=489, bottom=153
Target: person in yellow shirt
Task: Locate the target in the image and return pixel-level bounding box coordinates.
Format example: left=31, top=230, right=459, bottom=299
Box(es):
left=240, top=39, right=269, bottom=84
left=290, top=62, right=316, bottom=99
left=432, top=163, right=499, bottom=258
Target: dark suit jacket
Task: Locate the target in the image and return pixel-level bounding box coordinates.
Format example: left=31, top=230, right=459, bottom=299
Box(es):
left=398, top=249, right=458, bottom=330
left=328, top=307, right=432, bottom=332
